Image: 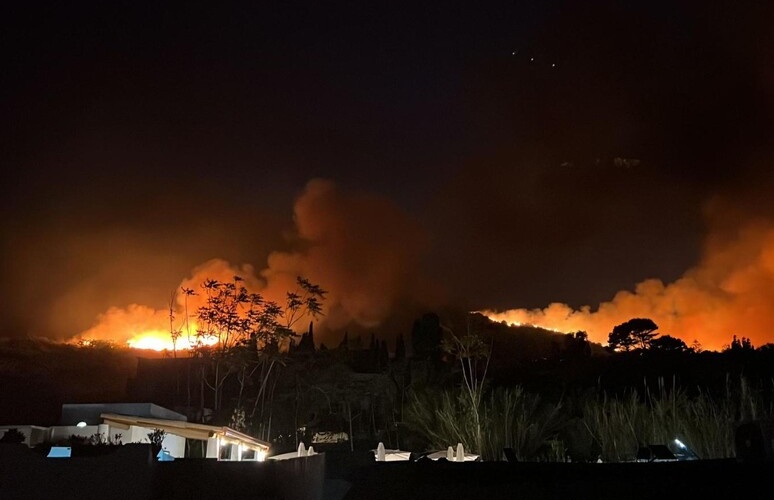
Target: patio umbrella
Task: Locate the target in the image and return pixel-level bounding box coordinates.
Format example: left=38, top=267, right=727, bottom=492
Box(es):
left=456, top=443, right=464, bottom=462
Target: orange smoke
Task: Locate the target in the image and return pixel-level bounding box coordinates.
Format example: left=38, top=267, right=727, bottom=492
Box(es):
left=261, top=179, right=442, bottom=331
left=75, top=303, right=217, bottom=351
left=73, top=179, right=440, bottom=350
left=76, top=304, right=180, bottom=351
left=481, top=219, right=774, bottom=352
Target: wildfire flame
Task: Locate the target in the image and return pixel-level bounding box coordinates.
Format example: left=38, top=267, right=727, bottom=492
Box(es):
left=78, top=327, right=218, bottom=352
left=72, top=304, right=221, bottom=352
left=126, top=329, right=219, bottom=351
left=480, top=220, right=774, bottom=353
left=126, top=332, right=179, bottom=351
left=66, top=180, right=435, bottom=352
left=64, top=182, right=774, bottom=355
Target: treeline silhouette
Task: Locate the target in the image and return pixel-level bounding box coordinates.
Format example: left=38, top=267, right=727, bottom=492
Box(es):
left=2, top=311, right=774, bottom=462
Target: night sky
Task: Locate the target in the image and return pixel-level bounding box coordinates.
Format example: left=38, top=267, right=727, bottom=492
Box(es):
left=2, top=1, right=773, bottom=349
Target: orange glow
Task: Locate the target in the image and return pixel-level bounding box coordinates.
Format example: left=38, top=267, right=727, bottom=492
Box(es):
left=68, top=182, right=774, bottom=354
left=480, top=220, right=774, bottom=353
left=70, top=180, right=434, bottom=351
left=126, top=330, right=218, bottom=351
left=127, top=333, right=174, bottom=351
left=73, top=303, right=222, bottom=352
left=76, top=329, right=218, bottom=352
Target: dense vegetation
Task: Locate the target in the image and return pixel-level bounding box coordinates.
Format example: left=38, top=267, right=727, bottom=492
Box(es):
left=3, top=293, right=774, bottom=463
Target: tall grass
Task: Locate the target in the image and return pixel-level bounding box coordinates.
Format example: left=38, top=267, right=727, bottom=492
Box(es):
left=406, top=375, right=774, bottom=462
left=405, top=386, right=566, bottom=461
left=482, top=387, right=566, bottom=461
left=581, top=375, right=774, bottom=461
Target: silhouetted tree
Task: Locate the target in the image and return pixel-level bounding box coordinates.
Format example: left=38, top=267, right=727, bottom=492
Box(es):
left=0, top=428, right=25, bottom=444
left=394, top=333, right=406, bottom=360
left=411, top=312, right=443, bottom=361
left=295, top=322, right=316, bottom=354
left=378, top=340, right=389, bottom=368
left=439, top=322, right=492, bottom=455
left=563, top=331, right=592, bottom=359
left=757, top=343, right=774, bottom=353
left=727, top=335, right=754, bottom=352
left=145, top=428, right=165, bottom=454
left=147, top=428, right=166, bottom=447
left=194, top=276, right=325, bottom=416
left=649, top=334, right=690, bottom=352
left=607, top=318, right=659, bottom=352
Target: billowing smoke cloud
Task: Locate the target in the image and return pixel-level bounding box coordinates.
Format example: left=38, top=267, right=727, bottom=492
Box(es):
left=76, top=179, right=442, bottom=347
left=78, top=259, right=265, bottom=348
left=57, top=174, right=774, bottom=354
left=482, top=212, right=774, bottom=352
left=78, top=304, right=170, bottom=345
left=261, top=179, right=441, bottom=331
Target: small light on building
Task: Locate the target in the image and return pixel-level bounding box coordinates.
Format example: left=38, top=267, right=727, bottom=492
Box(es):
left=76, top=421, right=87, bottom=428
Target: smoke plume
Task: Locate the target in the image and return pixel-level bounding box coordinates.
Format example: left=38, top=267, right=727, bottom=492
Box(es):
left=76, top=179, right=441, bottom=347
left=482, top=208, right=774, bottom=352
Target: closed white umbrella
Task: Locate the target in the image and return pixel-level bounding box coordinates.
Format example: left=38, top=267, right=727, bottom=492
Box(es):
left=456, top=443, right=464, bottom=462
left=426, top=449, right=480, bottom=462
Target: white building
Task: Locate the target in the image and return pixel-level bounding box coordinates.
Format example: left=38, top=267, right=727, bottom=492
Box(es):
left=0, top=402, right=269, bottom=461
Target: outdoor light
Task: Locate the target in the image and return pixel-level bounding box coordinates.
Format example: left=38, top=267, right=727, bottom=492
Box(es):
left=673, top=438, right=700, bottom=460
left=76, top=421, right=87, bottom=428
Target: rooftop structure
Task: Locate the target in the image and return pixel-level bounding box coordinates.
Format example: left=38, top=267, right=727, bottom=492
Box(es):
left=0, top=402, right=269, bottom=461
left=60, top=402, right=186, bottom=426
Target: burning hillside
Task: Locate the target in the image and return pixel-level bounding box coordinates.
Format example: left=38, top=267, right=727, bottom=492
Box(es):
left=67, top=180, right=774, bottom=354
left=481, top=215, right=774, bottom=353
left=73, top=180, right=442, bottom=351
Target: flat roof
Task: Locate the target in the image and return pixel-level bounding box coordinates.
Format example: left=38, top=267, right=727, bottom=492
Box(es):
left=61, top=403, right=186, bottom=425
left=100, top=413, right=270, bottom=451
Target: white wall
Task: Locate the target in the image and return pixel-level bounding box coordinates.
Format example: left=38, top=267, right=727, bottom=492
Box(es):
left=7, top=423, right=200, bottom=459
left=47, top=424, right=185, bottom=457
left=49, top=424, right=109, bottom=443
left=110, top=424, right=186, bottom=458
left=0, top=425, right=50, bottom=446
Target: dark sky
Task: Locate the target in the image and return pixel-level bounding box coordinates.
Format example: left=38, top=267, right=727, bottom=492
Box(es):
left=2, top=1, right=773, bottom=341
